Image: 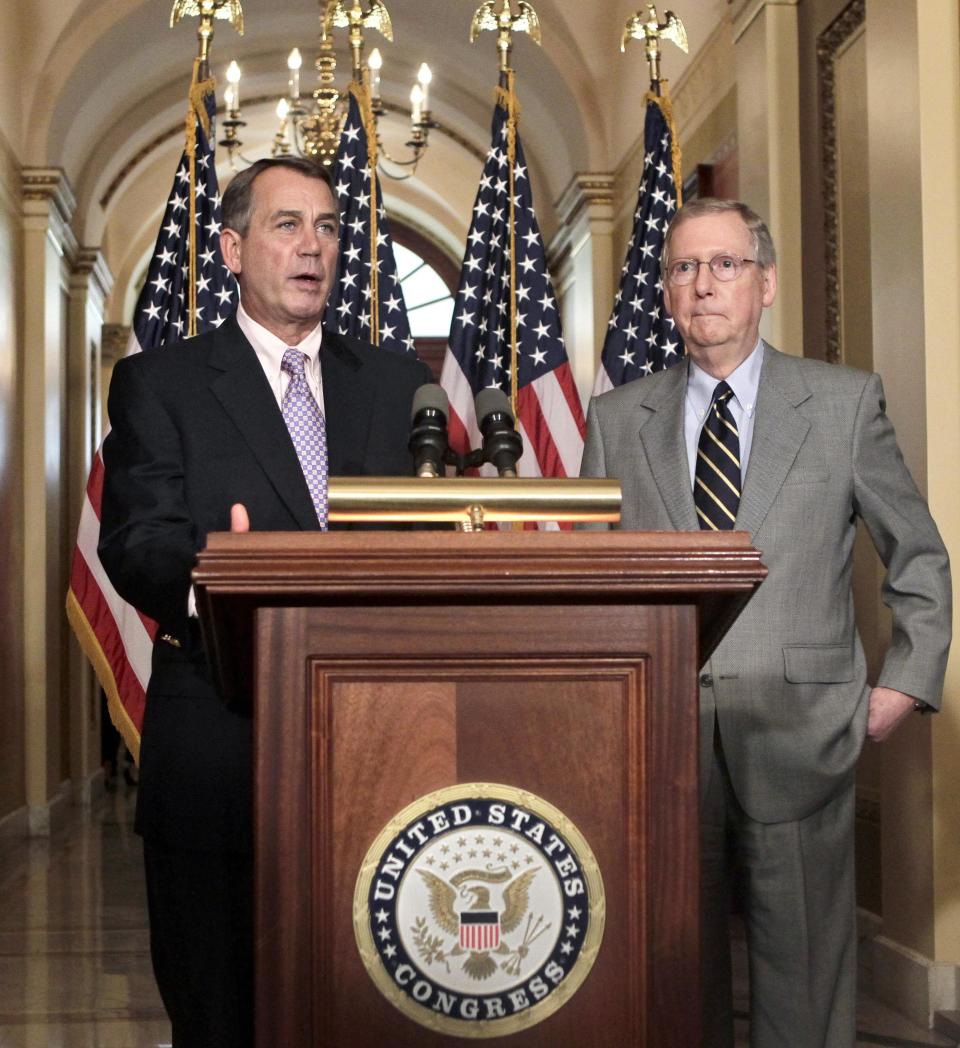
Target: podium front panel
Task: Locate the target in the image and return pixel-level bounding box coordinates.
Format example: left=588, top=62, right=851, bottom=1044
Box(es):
left=255, top=601, right=700, bottom=1047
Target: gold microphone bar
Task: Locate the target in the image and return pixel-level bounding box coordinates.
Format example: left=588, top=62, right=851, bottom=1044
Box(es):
left=328, top=477, right=621, bottom=526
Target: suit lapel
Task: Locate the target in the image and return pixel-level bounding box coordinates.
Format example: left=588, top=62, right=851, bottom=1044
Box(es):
left=207, top=316, right=320, bottom=530
left=735, top=344, right=812, bottom=536
left=637, top=362, right=699, bottom=530
left=321, top=332, right=375, bottom=475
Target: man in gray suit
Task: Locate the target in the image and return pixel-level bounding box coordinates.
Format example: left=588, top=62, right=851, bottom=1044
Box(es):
left=580, top=198, right=951, bottom=1047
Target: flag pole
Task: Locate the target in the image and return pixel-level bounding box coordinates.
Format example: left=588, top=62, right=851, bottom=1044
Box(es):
left=645, top=88, right=683, bottom=209
left=66, top=3, right=242, bottom=761
left=590, top=6, right=688, bottom=395
left=170, top=1, right=245, bottom=335
left=471, top=1, right=543, bottom=417
left=186, top=61, right=216, bottom=337
left=351, top=79, right=381, bottom=344
left=443, top=0, right=585, bottom=498
left=501, top=69, right=519, bottom=417
left=623, top=4, right=687, bottom=210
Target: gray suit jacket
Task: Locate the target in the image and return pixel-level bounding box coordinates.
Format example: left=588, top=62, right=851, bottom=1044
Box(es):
left=581, top=344, right=951, bottom=823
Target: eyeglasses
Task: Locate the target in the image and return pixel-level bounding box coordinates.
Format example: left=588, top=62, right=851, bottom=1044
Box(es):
left=665, top=254, right=757, bottom=285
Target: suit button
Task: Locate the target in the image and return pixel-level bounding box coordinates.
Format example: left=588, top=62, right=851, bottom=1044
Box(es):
left=699, top=673, right=713, bottom=688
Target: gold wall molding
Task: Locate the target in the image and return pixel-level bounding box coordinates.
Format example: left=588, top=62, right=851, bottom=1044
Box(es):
left=817, top=0, right=865, bottom=365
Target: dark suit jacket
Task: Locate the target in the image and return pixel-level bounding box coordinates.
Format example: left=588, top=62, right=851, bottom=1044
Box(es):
left=99, top=314, right=432, bottom=852
left=582, top=344, right=952, bottom=824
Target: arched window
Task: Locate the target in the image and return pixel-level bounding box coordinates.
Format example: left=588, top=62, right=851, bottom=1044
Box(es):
left=391, top=223, right=459, bottom=380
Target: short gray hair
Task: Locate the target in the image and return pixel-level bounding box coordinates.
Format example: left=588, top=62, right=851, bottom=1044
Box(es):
left=662, top=197, right=777, bottom=274
left=221, top=157, right=335, bottom=236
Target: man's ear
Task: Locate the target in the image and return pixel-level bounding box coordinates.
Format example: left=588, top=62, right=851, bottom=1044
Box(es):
left=220, top=228, right=242, bottom=276
left=761, top=263, right=778, bottom=308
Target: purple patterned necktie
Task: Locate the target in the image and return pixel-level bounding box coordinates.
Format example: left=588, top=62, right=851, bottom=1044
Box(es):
left=281, top=348, right=328, bottom=529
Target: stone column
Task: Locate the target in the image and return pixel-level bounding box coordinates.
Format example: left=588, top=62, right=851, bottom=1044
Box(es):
left=550, top=173, right=615, bottom=404
left=21, top=168, right=75, bottom=834
left=66, top=248, right=113, bottom=806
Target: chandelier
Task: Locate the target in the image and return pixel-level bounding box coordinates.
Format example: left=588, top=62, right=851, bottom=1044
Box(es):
left=219, top=0, right=436, bottom=178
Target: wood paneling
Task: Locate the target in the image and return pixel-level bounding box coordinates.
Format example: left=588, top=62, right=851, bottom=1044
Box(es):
left=195, top=530, right=765, bottom=1046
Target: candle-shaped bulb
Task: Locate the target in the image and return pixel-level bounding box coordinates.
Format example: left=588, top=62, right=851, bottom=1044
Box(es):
left=287, top=48, right=302, bottom=100
left=226, top=60, right=241, bottom=110
left=277, top=97, right=290, bottom=120
left=410, top=82, right=424, bottom=125
left=368, top=47, right=383, bottom=101
left=417, top=63, right=432, bottom=113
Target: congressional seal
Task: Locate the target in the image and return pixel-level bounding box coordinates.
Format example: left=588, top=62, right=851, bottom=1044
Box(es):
left=353, top=783, right=605, bottom=1038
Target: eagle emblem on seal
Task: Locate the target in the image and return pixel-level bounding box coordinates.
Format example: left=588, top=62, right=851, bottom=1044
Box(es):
left=414, top=865, right=547, bottom=980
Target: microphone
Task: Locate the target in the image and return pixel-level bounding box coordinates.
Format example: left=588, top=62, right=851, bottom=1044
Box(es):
left=475, top=388, right=523, bottom=478
left=409, top=384, right=450, bottom=478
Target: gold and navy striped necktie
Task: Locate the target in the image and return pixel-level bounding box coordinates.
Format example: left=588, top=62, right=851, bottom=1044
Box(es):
left=694, top=380, right=741, bottom=530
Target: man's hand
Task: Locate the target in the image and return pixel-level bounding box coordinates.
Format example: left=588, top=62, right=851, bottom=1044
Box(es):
left=867, top=686, right=918, bottom=742
left=230, top=503, right=250, bottom=532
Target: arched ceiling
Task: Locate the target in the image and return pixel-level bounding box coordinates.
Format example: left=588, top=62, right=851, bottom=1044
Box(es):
left=17, top=0, right=729, bottom=313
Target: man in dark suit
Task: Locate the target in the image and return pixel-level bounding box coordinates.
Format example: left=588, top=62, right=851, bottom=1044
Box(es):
left=99, top=156, right=432, bottom=1047
left=581, top=198, right=951, bottom=1047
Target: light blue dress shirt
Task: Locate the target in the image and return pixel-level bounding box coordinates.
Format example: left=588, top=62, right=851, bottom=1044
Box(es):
left=683, top=340, right=764, bottom=489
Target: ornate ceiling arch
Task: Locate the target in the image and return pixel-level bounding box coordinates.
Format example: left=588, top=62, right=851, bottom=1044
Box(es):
left=23, top=0, right=725, bottom=317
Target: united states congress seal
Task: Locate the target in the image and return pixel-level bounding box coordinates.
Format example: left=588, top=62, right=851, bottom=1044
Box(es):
left=353, top=783, right=605, bottom=1038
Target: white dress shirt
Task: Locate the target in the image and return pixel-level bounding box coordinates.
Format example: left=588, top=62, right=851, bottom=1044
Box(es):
left=236, top=303, right=326, bottom=414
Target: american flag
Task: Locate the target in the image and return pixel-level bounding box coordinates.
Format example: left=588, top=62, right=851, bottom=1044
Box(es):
left=323, top=85, right=415, bottom=355
left=592, top=91, right=683, bottom=396
left=66, top=63, right=237, bottom=759
left=440, top=78, right=585, bottom=484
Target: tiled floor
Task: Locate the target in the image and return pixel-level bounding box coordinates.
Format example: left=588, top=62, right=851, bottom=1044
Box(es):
left=0, top=786, right=169, bottom=1048
left=0, top=784, right=954, bottom=1048
left=730, top=936, right=957, bottom=1048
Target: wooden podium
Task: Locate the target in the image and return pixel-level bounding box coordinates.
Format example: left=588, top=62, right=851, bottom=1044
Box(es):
left=194, top=530, right=765, bottom=1047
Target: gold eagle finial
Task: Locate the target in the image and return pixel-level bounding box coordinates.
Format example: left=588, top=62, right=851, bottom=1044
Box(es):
left=327, top=0, right=394, bottom=43
left=622, top=4, right=687, bottom=85
left=327, top=0, right=393, bottom=79
left=170, top=0, right=244, bottom=35
left=471, top=0, right=541, bottom=70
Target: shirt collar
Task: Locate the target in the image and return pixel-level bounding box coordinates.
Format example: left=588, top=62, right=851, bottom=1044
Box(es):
left=236, top=303, right=325, bottom=379
left=687, top=339, right=764, bottom=418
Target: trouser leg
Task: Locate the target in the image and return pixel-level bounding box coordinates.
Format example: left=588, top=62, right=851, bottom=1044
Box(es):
left=143, top=839, right=254, bottom=1048
left=701, top=725, right=736, bottom=1048
left=736, top=782, right=857, bottom=1048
